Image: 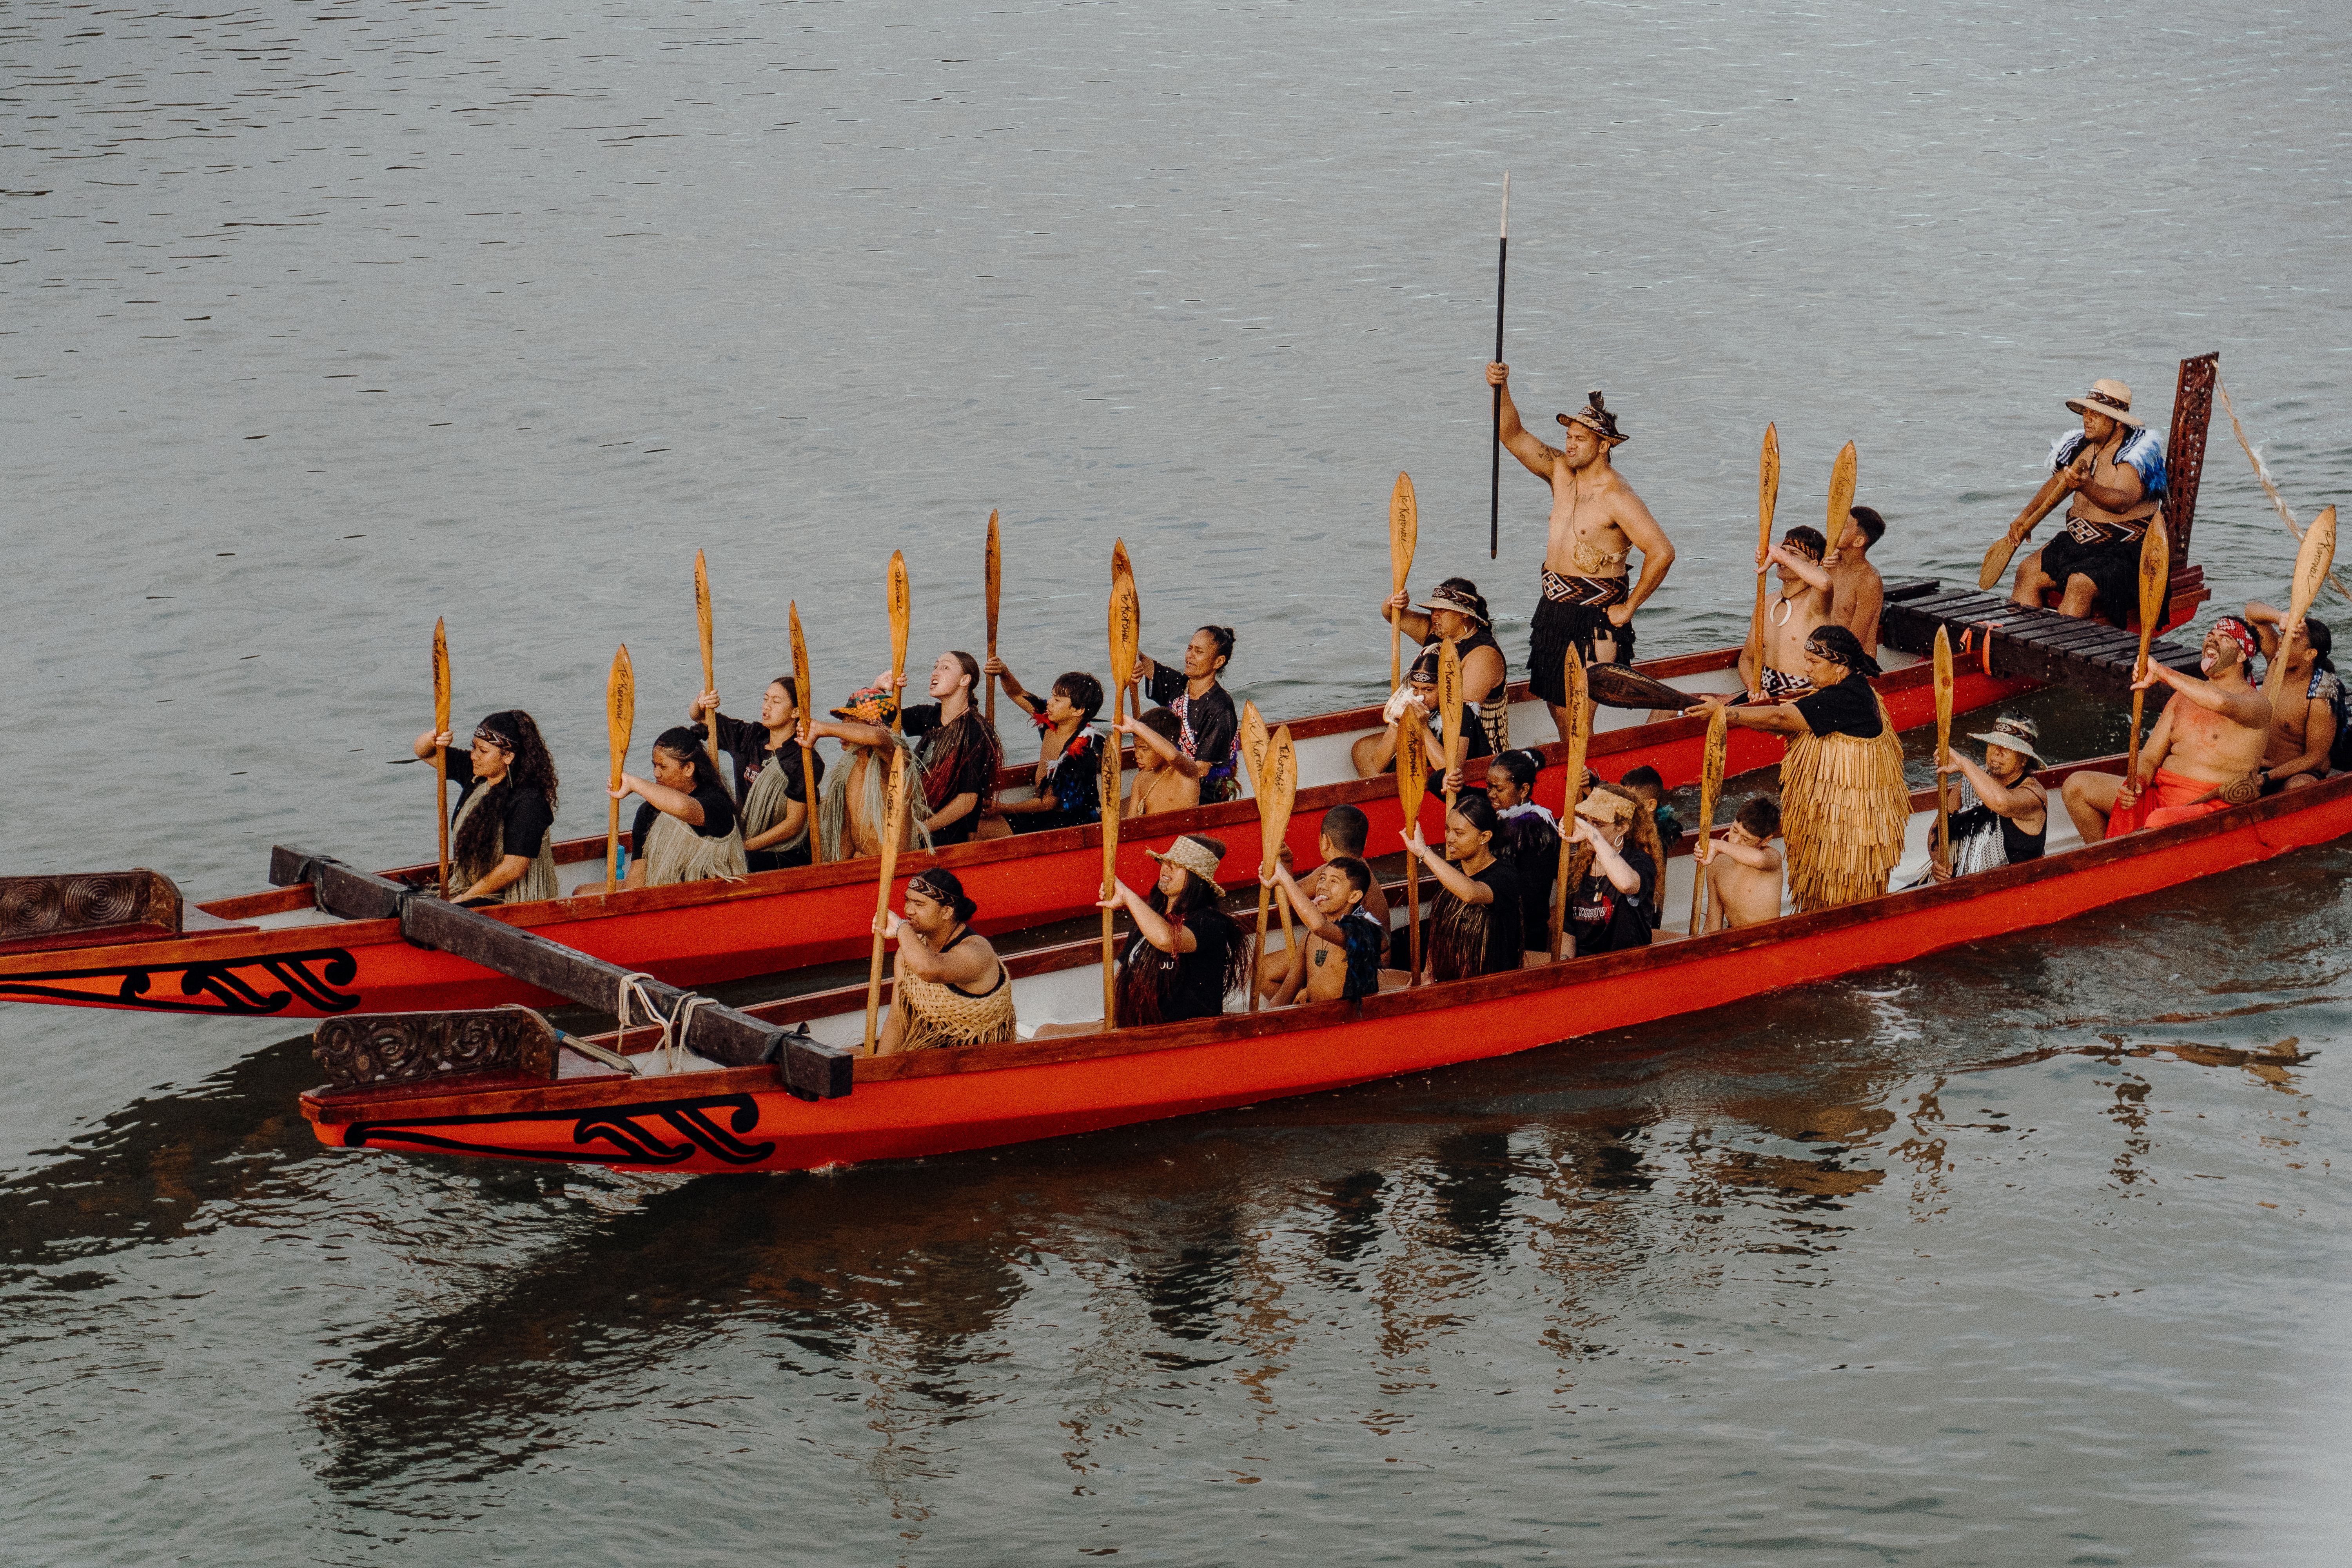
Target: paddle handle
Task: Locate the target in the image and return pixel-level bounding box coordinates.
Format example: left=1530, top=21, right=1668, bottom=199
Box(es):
left=1405, top=855, right=1421, bottom=985
left=435, top=752, right=450, bottom=896
left=1250, top=885, right=1272, bottom=1014
left=1688, top=848, right=1707, bottom=938
left=1980, top=472, right=2071, bottom=590
left=862, top=751, right=911, bottom=1055
left=605, top=797, right=620, bottom=893
left=1490, top=181, right=1507, bottom=561
left=1101, top=733, right=1121, bottom=1031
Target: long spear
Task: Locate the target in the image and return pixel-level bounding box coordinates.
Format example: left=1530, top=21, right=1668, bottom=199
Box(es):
left=985, top=509, right=1001, bottom=732
left=789, top=601, right=821, bottom=866
left=432, top=618, right=451, bottom=896
left=1490, top=172, right=1508, bottom=561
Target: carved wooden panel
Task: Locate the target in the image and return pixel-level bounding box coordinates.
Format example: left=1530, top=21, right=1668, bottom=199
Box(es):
left=2164, top=351, right=2220, bottom=563
left=314, top=1008, right=559, bottom=1089
left=0, top=870, right=181, bottom=944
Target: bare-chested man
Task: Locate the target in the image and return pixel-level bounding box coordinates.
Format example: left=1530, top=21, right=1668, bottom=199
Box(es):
left=2063, top=617, right=2272, bottom=840
left=1695, top=795, right=1784, bottom=931
left=1828, top=506, right=1887, bottom=657
left=1739, top=526, right=1832, bottom=703
left=2007, top=378, right=2168, bottom=623
left=1487, top=363, right=1677, bottom=740
left=2246, top=601, right=2339, bottom=793
left=1258, top=857, right=1388, bottom=1006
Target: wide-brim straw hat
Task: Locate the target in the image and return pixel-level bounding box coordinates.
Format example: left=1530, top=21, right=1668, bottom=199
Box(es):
left=2065, top=378, right=2144, bottom=429
left=1147, top=833, right=1227, bottom=896
left=1965, top=715, right=2044, bottom=765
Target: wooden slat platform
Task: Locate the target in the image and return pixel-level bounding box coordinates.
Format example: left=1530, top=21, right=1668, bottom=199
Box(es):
left=1881, top=588, right=2201, bottom=701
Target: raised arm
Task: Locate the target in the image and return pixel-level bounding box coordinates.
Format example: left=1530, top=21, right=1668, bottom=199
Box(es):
left=1265, top=864, right=1345, bottom=945
left=1401, top=824, right=1491, bottom=904
left=885, top=919, right=995, bottom=986
left=1488, top=363, right=1560, bottom=479
left=1768, top=541, right=1831, bottom=594
left=1687, top=691, right=1811, bottom=736
left=1100, top=880, right=1197, bottom=955
left=1568, top=818, right=1642, bottom=895
left=613, top=772, right=705, bottom=827
left=985, top=655, right=1044, bottom=718
left=1942, top=751, right=2042, bottom=820
left=2136, top=661, right=2271, bottom=730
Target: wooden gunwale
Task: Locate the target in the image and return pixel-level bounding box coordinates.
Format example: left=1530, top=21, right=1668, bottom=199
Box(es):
left=305, top=753, right=2347, bottom=1135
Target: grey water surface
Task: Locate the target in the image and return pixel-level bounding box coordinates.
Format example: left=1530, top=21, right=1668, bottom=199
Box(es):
left=3, top=0, right=2348, bottom=1561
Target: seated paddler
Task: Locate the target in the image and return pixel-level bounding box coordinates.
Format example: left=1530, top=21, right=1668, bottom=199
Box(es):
left=690, top=676, right=824, bottom=871
left=804, top=683, right=924, bottom=861
left=983, top=662, right=1107, bottom=834
left=2005, top=377, right=2168, bottom=623
left=1100, top=833, right=1250, bottom=1026
left=596, top=725, right=747, bottom=891
left=1918, top=714, right=2047, bottom=883
left=873, top=868, right=1014, bottom=1055
left=410, top=709, right=560, bottom=905
left=2064, top=616, right=2273, bottom=840
left=1134, top=626, right=1242, bottom=803
left=1259, top=857, right=1388, bottom=1007
left=1403, top=792, right=1523, bottom=983
left=1352, top=647, right=1493, bottom=790
left=1379, top=577, right=1512, bottom=752
left=816, top=652, right=1004, bottom=849
left=1559, top=786, right=1656, bottom=959
left=2245, top=600, right=2340, bottom=792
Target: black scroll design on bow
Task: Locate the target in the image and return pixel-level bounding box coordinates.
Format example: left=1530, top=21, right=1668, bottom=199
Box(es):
left=0, top=947, right=362, bottom=1016
left=342, top=1094, right=777, bottom=1168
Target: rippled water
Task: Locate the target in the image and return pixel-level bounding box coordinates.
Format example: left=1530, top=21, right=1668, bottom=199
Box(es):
left=4, top=0, right=2349, bottom=1561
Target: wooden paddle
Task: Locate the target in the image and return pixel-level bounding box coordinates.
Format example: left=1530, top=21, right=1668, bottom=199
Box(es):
left=2125, top=522, right=2173, bottom=785
left=1687, top=701, right=1728, bottom=937
left=1933, top=625, right=1955, bottom=869
left=1548, top=647, right=1589, bottom=960
left=1437, top=638, right=1465, bottom=808
left=1390, top=471, right=1418, bottom=689
left=1238, top=700, right=1294, bottom=956
left=2262, top=505, right=2336, bottom=707
left=1589, top=663, right=1696, bottom=711
left=887, top=549, right=910, bottom=735
left=694, top=548, right=719, bottom=769
left=862, top=744, right=912, bottom=1056
left=1978, top=470, right=2071, bottom=591
left=1112, top=539, right=1140, bottom=719
left=789, top=600, right=821, bottom=867
left=1100, top=717, right=1122, bottom=1030
left=1249, top=727, right=1298, bottom=1014
left=985, top=509, right=1001, bottom=731
left=1826, top=440, right=1858, bottom=552
left=1396, top=688, right=1428, bottom=983
left=1105, top=563, right=1140, bottom=1021
left=1746, top=424, right=1780, bottom=692
left=603, top=643, right=634, bottom=895
left=1489, top=172, right=1508, bottom=561
left=432, top=617, right=451, bottom=897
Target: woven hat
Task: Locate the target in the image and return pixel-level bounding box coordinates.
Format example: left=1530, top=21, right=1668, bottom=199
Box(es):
left=1556, top=389, right=1628, bottom=445
left=831, top=682, right=899, bottom=725
left=2065, top=378, right=2144, bottom=429
left=1964, top=714, right=2043, bottom=765
left=1416, top=583, right=1491, bottom=625
left=1147, top=833, right=1227, bottom=897
left=1574, top=790, right=1633, bottom=826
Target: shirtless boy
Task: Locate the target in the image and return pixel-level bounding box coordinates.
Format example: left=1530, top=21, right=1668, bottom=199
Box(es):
left=2063, top=617, right=2273, bottom=839
left=1259, top=857, right=1388, bottom=1006
left=1739, top=526, right=1833, bottom=703
left=1696, top=796, right=1784, bottom=931
left=2245, top=601, right=2339, bottom=792
left=1255, top=804, right=1389, bottom=998
left=1828, top=506, right=1887, bottom=657
left=1486, top=363, right=1678, bottom=741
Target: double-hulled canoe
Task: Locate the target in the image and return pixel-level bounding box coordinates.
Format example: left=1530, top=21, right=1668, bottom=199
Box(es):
left=298, top=757, right=2352, bottom=1173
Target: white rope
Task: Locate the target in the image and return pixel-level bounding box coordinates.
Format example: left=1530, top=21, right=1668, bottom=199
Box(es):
left=612, top=972, right=720, bottom=1076
left=2216, top=376, right=2352, bottom=602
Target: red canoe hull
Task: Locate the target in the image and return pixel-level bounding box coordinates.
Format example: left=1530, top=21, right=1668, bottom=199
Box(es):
left=4, top=658, right=2029, bottom=1020
left=302, top=766, right=2352, bottom=1173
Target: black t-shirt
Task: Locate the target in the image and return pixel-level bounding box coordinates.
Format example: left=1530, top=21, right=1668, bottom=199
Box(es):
left=1494, top=807, right=1561, bottom=947
left=1039, top=726, right=1106, bottom=829
left=1170, top=913, right=1237, bottom=1020
left=1568, top=845, right=1655, bottom=956
left=710, top=711, right=823, bottom=806
left=1433, top=858, right=1523, bottom=979
left=900, top=704, right=1000, bottom=846
left=632, top=779, right=737, bottom=854
left=444, top=748, right=556, bottom=861
left=1793, top=676, right=1883, bottom=739
left=1144, top=664, right=1238, bottom=770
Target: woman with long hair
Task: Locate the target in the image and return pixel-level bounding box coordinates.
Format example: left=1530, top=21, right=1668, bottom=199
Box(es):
left=1100, top=833, right=1249, bottom=1026
left=604, top=725, right=746, bottom=890
left=1485, top=748, right=1561, bottom=965
left=1135, top=626, right=1242, bottom=803
left=690, top=676, right=824, bottom=871
left=812, top=651, right=1003, bottom=848
left=410, top=709, right=560, bottom=905
left=1404, top=791, right=1524, bottom=983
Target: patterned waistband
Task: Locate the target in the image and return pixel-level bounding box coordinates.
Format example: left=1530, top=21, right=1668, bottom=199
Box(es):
left=1541, top=569, right=1629, bottom=608
left=1759, top=666, right=1811, bottom=701
left=2063, top=512, right=2151, bottom=547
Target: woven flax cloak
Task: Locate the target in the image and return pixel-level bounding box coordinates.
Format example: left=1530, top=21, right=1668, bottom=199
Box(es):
left=1779, top=692, right=1909, bottom=913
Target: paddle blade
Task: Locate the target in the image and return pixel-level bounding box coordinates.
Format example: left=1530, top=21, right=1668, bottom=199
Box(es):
left=606, top=644, right=635, bottom=782
left=1826, top=440, right=1858, bottom=539
left=1700, top=702, right=1728, bottom=801
left=1100, top=726, right=1123, bottom=870
left=1585, top=662, right=1688, bottom=711
left=1978, top=533, right=2021, bottom=592
left=1108, top=573, right=1140, bottom=693
left=1390, top=472, right=1418, bottom=592
left=985, top=509, right=1002, bottom=651
left=2292, top=505, right=2336, bottom=619
left=1933, top=624, right=1955, bottom=738
left=1396, top=704, right=1428, bottom=832
left=1257, top=728, right=1298, bottom=875
left=1757, top=425, right=1780, bottom=555
left=1437, top=639, right=1465, bottom=762
left=1238, top=700, right=1270, bottom=795
left=789, top=601, right=813, bottom=715
left=432, top=617, right=450, bottom=733
left=1560, top=647, right=1590, bottom=807
left=887, top=550, right=911, bottom=680
left=2136, top=519, right=2172, bottom=639
left=694, top=548, right=713, bottom=675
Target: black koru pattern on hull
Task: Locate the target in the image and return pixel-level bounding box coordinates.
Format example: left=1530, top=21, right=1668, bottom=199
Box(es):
left=343, top=1094, right=777, bottom=1167
left=0, top=948, right=362, bottom=1015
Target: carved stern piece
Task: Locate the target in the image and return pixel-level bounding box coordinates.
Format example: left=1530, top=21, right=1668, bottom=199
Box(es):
left=314, top=1007, right=559, bottom=1090
left=0, top=870, right=182, bottom=947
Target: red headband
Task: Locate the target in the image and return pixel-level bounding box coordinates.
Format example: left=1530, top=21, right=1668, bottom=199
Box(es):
left=2212, top=618, right=2259, bottom=664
